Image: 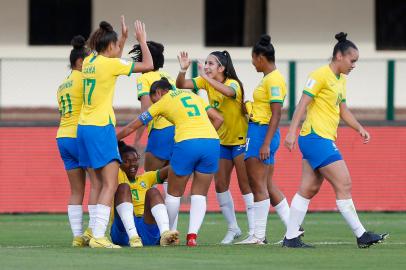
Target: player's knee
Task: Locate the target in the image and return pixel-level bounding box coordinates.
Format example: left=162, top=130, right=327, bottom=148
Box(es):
left=300, top=184, right=320, bottom=199
left=115, top=184, right=131, bottom=202
left=339, top=177, right=352, bottom=195
left=146, top=188, right=164, bottom=204
left=215, top=181, right=228, bottom=193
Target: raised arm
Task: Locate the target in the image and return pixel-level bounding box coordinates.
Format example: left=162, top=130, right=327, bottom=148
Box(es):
left=284, top=94, right=313, bottom=151
left=117, top=15, right=128, bottom=58
left=259, top=103, right=282, bottom=160
left=340, top=102, right=370, bottom=143
left=176, top=51, right=195, bottom=89
left=198, top=62, right=235, bottom=97
left=206, top=107, right=223, bottom=130
left=131, top=20, right=153, bottom=73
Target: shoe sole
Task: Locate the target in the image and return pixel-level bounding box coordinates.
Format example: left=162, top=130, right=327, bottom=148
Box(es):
left=160, top=232, right=179, bottom=246
left=220, top=233, right=242, bottom=245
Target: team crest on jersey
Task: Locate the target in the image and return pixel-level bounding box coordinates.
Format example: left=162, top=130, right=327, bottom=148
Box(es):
left=140, top=181, right=146, bottom=188
left=137, top=83, right=142, bottom=91
left=271, top=86, right=280, bottom=96
left=306, top=78, right=317, bottom=89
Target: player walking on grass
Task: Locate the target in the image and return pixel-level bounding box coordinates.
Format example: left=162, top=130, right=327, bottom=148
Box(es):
left=117, top=78, right=223, bottom=246
left=109, top=141, right=178, bottom=247
left=56, top=35, right=101, bottom=247
left=77, top=17, right=153, bottom=248
left=236, top=35, right=291, bottom=245
left=176, top=50, right=254, bottom=244
left=283, top=32, right=388, bottom=248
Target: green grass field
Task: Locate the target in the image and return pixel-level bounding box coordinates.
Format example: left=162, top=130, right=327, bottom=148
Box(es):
left=0, top=212, right=405, bottom=270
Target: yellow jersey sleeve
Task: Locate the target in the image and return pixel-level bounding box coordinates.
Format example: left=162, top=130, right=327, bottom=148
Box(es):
left=136, top=74, right=150, bottom=100
left=303, top=71, right=325, bottom=98
left=192, top=76, right=207, bottom=93
left=108, top=58, right=134, bottom=77
left=266, top=77, right=286, bottom=104
left=117, top=168, right=130, bottom=185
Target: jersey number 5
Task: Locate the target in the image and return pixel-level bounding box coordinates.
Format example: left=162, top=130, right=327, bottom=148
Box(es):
left=180, top=96, right=201, bottom=117
left=83, top=79, right=96, bottom=105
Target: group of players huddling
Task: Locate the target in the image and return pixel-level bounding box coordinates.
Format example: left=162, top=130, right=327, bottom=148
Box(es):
left=56, top=16, right=387, bottom=248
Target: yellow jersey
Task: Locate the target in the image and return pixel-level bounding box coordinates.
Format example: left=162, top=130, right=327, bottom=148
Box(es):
left=136, top=71, right=175, bottom=133
left=140, top=90, right=219, bottom=142
left=192, top=77, right=247, bottom=146
left=250, top=69, right=287, bottom=125
left=79, top=53, right=134, bottom=126
left=117, top=168, right=164, bottom=217
left=56, top=70, right=83, bottom=138
left=300, top=65, right=346, bottom=141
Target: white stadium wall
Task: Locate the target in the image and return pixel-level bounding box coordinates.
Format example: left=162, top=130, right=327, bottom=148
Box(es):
left=0, top=0, right=405, bottom=108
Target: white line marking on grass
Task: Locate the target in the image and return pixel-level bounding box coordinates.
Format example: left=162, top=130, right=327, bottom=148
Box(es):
left=0, top=245, right=55, bottom=249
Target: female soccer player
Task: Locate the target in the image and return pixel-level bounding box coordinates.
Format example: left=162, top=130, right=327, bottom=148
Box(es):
left=129, top=41, right=175, bottom=171
left=110, top=141, right=178, bottom=247
left=283, top=32, right=387, bottom=248
left=176, top=51, right=253, bottom=244
left=56, top=35, right=100, bottom=247
left=117, top=78, right=223, bottom=246
left=77, top=17, right=153, bottom=248
left=237, top=35, right=290, bottom=244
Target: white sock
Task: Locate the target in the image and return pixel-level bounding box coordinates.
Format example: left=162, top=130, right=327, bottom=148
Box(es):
left=216, top=190, right=239, bottom=230
left=151, top=203, right=170, bottom=234
left=163, top=182, right=168, bottom=197
left=188, top=195, right=207, bottom=234
left=274, top=198, right=290, bottom=228
left=242, top=193, right=255, bottom=235
left=92, top=204, right=111, bottom=239
left=116, top=202, right=138, bottom=239
left=336, top=199, right=366, bottom=238
left=165, top=194, right=181, bottom=231
left=68, top=205, right=83, bottom=237
left=286, top=193, right=310, bottom=239
left=87, top=204, right=97, bottom=231
left=253, top=199, right=270, bottom=240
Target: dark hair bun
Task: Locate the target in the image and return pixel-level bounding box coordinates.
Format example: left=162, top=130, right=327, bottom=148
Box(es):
left=99, top=21, right=114, bottom=32
left=259, top=35, right=271, bottom=46
left=117, top=140, right=126, bottom=148
left=71, top=35, right=86, bottom=49
left=335, top=32, right=347, bottom=42
left=160, top=77, right=169, bottom=82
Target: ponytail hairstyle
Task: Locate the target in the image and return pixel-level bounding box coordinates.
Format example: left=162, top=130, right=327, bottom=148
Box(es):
left=87, top=21, right=118, bottom=53
left=117, top=140, right=140, bottom=160
left=150, top=77, right=172, bottom=96
left=70, top=35, right=88, bottom=69
left=209, top=50, right=245, bottom=114
left=129, top=41, right=164, bottom=71
left=332, top=32, right=358, bottom=60
left=252, top=34, right=275, bottom=62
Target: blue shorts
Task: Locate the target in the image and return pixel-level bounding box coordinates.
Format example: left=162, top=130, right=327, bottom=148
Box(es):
left=56, top=138, right=82, bottom=170
left=220, top=144, right=245, bottom=160
left=145, top=126, right=175, bottom=161
left=77, top=124, right=121, bottom=169
left=110, top=213, right=160, bottom=246
left=298, top=133, right=343, bottom=170
left=244, top=122, right=280, bottom=165
left=170, top=138, right=220, bottom=176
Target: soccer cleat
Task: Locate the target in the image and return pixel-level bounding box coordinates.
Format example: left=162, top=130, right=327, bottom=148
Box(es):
left=72, top=236, right=86, bottom=247
left=160, top=230, right=179, bottom=246
left=234, top=235, right=266, bottom=245
left=89, top=237, right=121, bottom=248
left=221, top=228, right=242, bottom=244
left=186, top=233, right=197, bottom=247
left=82, top=228, right=93, bottom=246
left=357, top=231, right=388, bottom=248
left=282, top=236, right=314, bottom=248
left=129, top=235, right=143, bottom=248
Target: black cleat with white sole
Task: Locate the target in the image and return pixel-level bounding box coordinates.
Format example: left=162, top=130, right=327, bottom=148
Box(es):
left=357, top=231, right=388, bottom=248
left=282, top=236, right=314, bottom=248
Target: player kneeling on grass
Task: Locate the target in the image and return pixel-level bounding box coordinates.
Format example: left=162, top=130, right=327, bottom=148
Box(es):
left=109, top=141, right=179, bottom=247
